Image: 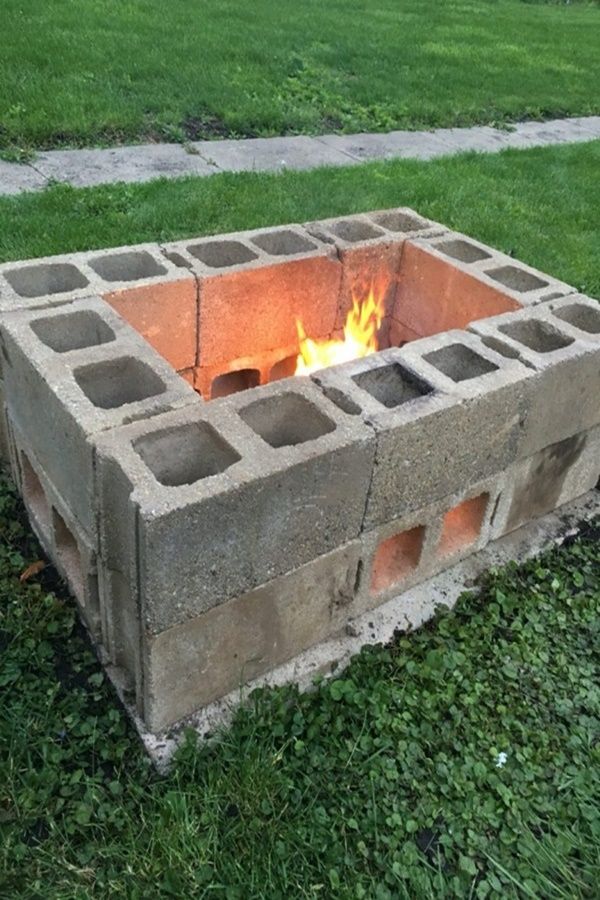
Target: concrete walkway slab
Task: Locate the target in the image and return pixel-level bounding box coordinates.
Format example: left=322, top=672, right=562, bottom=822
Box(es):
left=1, top=116, right=598, bottom=197
left=192, top=135, right=359, bottom=172
left=33, top=143, right=215, bottom=188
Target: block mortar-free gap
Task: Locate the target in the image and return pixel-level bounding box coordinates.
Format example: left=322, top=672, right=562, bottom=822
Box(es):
left=89, top=251, right=166, bottom=283
left=74, top=357, right=166, bottom=409
left=31, top=310, right=116, bottom=353
left=239, top=392, right=336, bottom=448
left=424, top=343, right=499, bottom=382
left=437, top=493, right=489, bottom=559
left=134, top=422, right=241, bottom=486
left=5, top=263, right=89, bottom=298
left=353, top=362, right=433, bottom=409
left=370, top=525, right=425, bottom=594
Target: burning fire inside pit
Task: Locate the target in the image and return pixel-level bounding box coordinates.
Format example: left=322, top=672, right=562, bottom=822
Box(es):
left=295, top=286, right=385, bottom=375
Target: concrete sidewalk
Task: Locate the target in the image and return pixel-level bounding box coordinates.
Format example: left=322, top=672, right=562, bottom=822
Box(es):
left=2, top=116, right=599, bottom=196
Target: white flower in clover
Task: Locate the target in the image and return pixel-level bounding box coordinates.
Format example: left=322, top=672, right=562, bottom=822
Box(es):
left=495, top=751, right=508, bottom=768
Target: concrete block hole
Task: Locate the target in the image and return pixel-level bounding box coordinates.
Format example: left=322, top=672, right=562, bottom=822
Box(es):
left=499, top=319, right=573, bottom=353
left=437, top=493, right=489, bottom=558
left=424, top=343, right=499, bottom=382
left=211, top=368, right=260, bottom=399
left=353, top=362, right=433, bottom=409
left=74, top=357, right=166, bottom=409
left=239, top=392, right=336, bottom=448
left=89, top=250, right=166, bottom=283
left=552, top=303, right=600, bottom=335
left=186, top=240, right=257, bottom=269
left=370, top=524, right=425, bottom=594
left=31, top=310, right=116, bottom=353
left=328, top=219, right=385, bottom=243
left=52, top=508, right=84, bottom=601
left=5, top=263, right=89, bottom=298
left=485, top=265, right=548, bottom=293
left=269, top=355, right=298, bottom=382
left=134, top=422, right=241, bottom=486
left=369, top=211, right=426, bottom=233
left=436, top=239, right=491, bottom=264
left=250, top=230, right=316, bottom=256
left=20, top=452, right=51, bottom=536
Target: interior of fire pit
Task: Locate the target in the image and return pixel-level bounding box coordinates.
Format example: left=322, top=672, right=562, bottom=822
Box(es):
left=31, top=310, right=116, bottom=353
left=134, top=421, right=241, bottom=486
left=423, top=343, right=498, bottom=382
left=74, top=357, right=166, bottom=409
left=352, top=362, right=433, bottom=409
left=239, top=393, right=336, bottom=448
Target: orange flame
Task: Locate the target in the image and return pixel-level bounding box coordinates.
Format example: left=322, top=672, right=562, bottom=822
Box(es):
left=295, top=286, right=385, bottom=375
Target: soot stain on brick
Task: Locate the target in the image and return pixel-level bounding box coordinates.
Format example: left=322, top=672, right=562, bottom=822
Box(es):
left=506, top=433, right=587, bottom=532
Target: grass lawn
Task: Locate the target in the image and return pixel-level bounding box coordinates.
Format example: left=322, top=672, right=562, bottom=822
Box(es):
left=0, top=140, right=599, bottom=896
left=1, top=0, right=600, bottom=153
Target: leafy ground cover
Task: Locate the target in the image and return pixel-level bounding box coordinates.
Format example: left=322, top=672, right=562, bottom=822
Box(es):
left=0, top=140, right=599, bottom=299
left=1, top=0, right=599, bottom=153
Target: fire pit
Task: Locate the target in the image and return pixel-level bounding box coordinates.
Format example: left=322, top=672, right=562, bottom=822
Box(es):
left=0, top=208, right=599, bottom=737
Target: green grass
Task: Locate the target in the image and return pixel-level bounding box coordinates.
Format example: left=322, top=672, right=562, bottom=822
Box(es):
left=1, top=0, right=600, bottom=152
left=0, top=474, right=599, bottom=898
left=1, top=140, right=599, bottom=299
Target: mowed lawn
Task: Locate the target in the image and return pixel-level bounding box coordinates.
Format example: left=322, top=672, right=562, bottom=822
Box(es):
left=1, top=142, right=600, bottom=897
left=1, top=0, right=600, bottom=151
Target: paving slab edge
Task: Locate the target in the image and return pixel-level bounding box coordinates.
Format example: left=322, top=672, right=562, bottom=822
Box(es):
left=101, top=489, right=600, bottom=771
left=1, top=116, right=599, bottom=196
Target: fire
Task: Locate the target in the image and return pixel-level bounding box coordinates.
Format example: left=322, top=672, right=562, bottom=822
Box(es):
left=295, top=286, right=385, bottom=375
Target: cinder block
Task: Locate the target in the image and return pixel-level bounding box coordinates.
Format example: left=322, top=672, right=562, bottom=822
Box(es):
left=394, top=232, right=575, bottom=340
left=141, top=540, right=362, bottom=731
left=0, top=297, right=199, bottom=535
left=95, top=378, right=376, bottom=645
left=305, top=209, right=446, bottom=334
left=162, top=225, right=342, bottom=368
left=0, top=254, right=94, bottom=312
left=313, top=331, right=530, bottom=527
left=490, top=426, right=600, bottom=538
left=355, top=474, right=503, bottom=615
left=468, top=302, right=600, bottom=456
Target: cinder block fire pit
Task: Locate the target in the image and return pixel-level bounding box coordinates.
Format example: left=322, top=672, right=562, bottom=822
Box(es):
left=1, top=208, right=599, bottom=740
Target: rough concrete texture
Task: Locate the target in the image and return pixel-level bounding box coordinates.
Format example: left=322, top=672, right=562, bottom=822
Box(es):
left=96, top=378, right=375, bottom=638
left=2, top=117, right=600, bottom=198
left=0, top=297, right=199, bottom=534
left=468, top=302, right=600, bottom=456
left=129, top=490, right=600, bottom=768
left=142, top=540, right=362, bottom=731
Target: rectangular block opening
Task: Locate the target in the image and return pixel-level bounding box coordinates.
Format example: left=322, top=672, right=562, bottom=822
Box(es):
left=239, top=392, right=335, bottom=448
left=5, top=263, right=89, bottom=298
left=370, top=524, right=425, bottom=595
left=134, top=421, right=241, bottom=486
left=31, top=310, right=116, bottom=353
left=20, top=452, right=51, bottom=535
left=437, top=493, right=489, bottom=559
left=352, top=362, right=433, bottom=408
left=186, top=240, right=258, bottom=268
left=485, top=265, right=548, bottom=293
left=251, top=230, right=316, bottom=256
left=74, top=357, right=166, bottom=409
left=369, top=211, right=427, bottom=233
left=499, top=318, right=573, bottom=353
left=436, top=239, right=491, bottom=263
left=211, top=368, right=260, bottom=399
left=328, top=219, right=385, bottom=243
left=52, top=508, right=84, bottom=601
left=552, top=303, right=600, bottom=335
left=424, top=343, right=499, bottom=382
left=89, top=250, right=166, bottom=282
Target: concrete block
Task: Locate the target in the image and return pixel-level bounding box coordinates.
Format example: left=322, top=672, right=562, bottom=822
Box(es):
left=0, top=297, right=199, bottom=534
left=0, top=254, right=94, bottom=312
left=394, top=232, right=575, bottom=339
left=313, top=331, right=530, bottom=527
left=468, top=302, right=600, bottom=455
left=162, top=225, right=342, bottom=368
left=490, top=426, right=600, bottom=538
left=95, top=378, right=375, bottom=642
left=141, top=540, right=362, bottom=731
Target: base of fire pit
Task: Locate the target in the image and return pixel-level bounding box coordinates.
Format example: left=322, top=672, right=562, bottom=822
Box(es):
left=106, top=490, right=599, bottom=770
